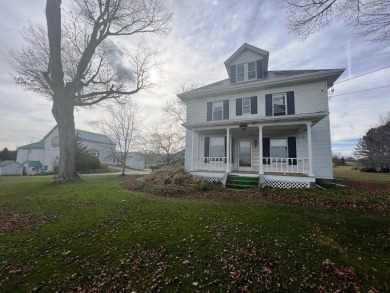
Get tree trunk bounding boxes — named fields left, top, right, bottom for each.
left=52, top=96, right=80, bottom=182
left=121, top=153, right=126, bottom=176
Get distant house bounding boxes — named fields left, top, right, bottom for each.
left=0, top=160, right=22, bottom=176
left=108, top=152, right=145, bottom=170
left=17, top=126, right=115, bottom=172
left=177, top=43, right=345, bottom=188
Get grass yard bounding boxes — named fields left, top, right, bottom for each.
left=334, top=165, right=390, bottom=183
left=0, top=175, right=389, bottom=292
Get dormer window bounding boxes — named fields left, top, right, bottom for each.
left=236, top=64, right=245, bottom=82
left=248, top=62, right=256, bottom=80
left=231, top=60, right=262, bottom=84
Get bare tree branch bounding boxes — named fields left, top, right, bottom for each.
left=284, top=0, right=390, bottom=42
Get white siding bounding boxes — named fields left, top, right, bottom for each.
left=186, top=81, right=329, bottom=124
left=0, top=163, right=22, bottom=176
left=231, top=50, right=262, bottom=65
left=311, top=116, right=333, bottom=179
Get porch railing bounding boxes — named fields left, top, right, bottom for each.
left=193, top=157, right=309, bottom=174
left=262, top=157, right=309, bottom=174
left=193, top=157, right=226, bottom=171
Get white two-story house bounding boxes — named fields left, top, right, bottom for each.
left=178, top=43, right=345, bottom=188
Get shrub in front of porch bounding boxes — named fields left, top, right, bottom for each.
left=125, top=166, right=220, bottom=196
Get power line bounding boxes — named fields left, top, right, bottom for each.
left=330, top=84, right=390, bottom=97
left=335, top=65, right=390, bottom=84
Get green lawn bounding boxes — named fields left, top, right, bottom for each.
left=334, top=165, right=390, bottom=183
left=0, top=175, right=389, bottom=292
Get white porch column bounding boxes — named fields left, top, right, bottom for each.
left=191, top=130, right=195, bottom=171
left=306, top=122, right=314, bottom=177
left=258, top=125, right=263, bottom=175
left=226, top=127, right=231, bottom=172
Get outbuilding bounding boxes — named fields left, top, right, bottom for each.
left=0, top=160, right=22, bottom=176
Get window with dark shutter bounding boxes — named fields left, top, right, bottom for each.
left=204, top=137, right=209, bottom=163
left=263, top=137, right=270, bottom=164
left=236, top=98, right=242, bottom=116
left=207, top=102, right=212, bottom=121
left=230, top=65, right=236, bottom=84
left=223, top=100, right=229, bottom=120
left=265, top=94, right=272, bottom=116
left=288, top=137, right=297, bottom=165
left=250, top=96, right=257, bottom=114
left=286, top=91, right=295, bottom=115
left=256, top=59, right=263, bottom=79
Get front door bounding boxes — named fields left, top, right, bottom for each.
left=238, top=139, right=252, bottom=171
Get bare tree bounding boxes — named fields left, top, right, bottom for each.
left=354, top=113, right=390, bottom=171
left=162, top=83, right=202, bottom=126
left=284, top=0, right=390, bottom=42
left=142, top=126, right=185, bottom=165
left=99, top=100, right=141, bottom=175
left=11, top=0, right=172, bottom=182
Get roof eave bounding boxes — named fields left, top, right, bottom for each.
left=178, top=68, right=345, bottom=101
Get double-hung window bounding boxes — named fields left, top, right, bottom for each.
left=212, top=101, right=223, bottom=121
left=209, top=136, right=225, bottom=161
left=270, top=138, right=288, bottom=162
left=242, top=97, right=251, bottom=114
left=273, top=93, right=287, bottom=116
left=236, top=64, right=245, bottom=82
left=248, top=62, right=256, bottom=80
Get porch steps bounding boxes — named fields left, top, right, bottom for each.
left=226, top=175, right=259, bottom=190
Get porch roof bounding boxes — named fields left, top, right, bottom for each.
left=183, top=111, right=328, bottom=130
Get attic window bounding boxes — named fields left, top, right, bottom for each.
left=236, top=64, right=244, bottom=82
left=248, top=62, right=256, bottom=80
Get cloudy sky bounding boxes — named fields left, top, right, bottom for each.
left=0, top=0, right=389, bottom=156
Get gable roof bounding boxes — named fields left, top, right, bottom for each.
left=18, top=126, right=115, bottom=150
left=76, top=129, right=114, bottom=145
left=0, top=160, right=22, bottom=167
left=18, top=140, right=45, bottom=150
left=24, top=160, right=43, bottom=168
left=224, top=43, right=269, bottom=75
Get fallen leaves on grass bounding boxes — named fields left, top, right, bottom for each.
left=122, top=175, right=390, bottom=211
left=0, top=205, right=47, bottom=235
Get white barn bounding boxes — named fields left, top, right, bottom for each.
left=17, top=126, right=115, bottom=172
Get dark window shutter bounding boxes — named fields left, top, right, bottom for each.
left=265, top=94, right=272, bottom=116
left=204, top=137, right=209, bottom=163
left=207, top=102, right=212, bottom=121
left=288, top=137, right=297, bottom=165
left=230, top=65, right=236, bottom=84
left=256, top=59, right=263, bottom=79
left=263, top=137, right=270, bottom=164
left=224, top=136, right=227, bottom=163
left=236, top=98, right=242, bottom=116
left=287, top=91, right=295, bottom=115
left=250, top=96, right=257, bottom=114
left=223, top=100, right=229, bottom=120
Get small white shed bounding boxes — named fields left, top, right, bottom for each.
left=0, top=160, right=22, bottom=176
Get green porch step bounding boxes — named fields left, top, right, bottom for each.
left=226, top=175, right=259, bottom=190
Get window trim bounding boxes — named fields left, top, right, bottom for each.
left=247, top=61, right=256, bottom=80
left=242, top=97, right=251, bottom=115
left=236, top=64, right=245, bottom=83
left=209, top=136, right=225, bottom=160
left=272, top=93, right=287, bottom=116
left=270, top=137, right=288, bottom=161
left=212, top=100, right=223, bottom=121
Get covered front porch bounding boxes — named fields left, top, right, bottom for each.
left=189, top=121, right=315, bottom=176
